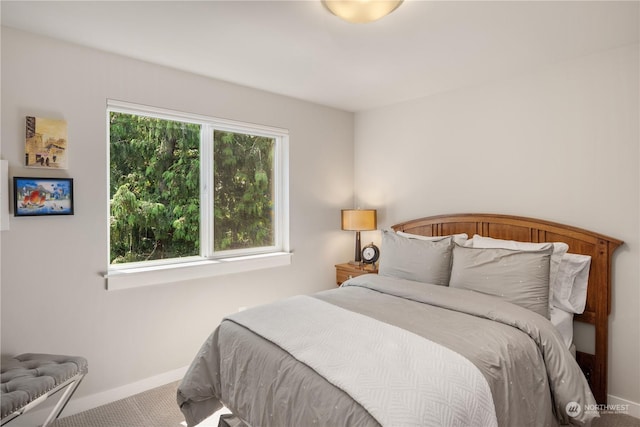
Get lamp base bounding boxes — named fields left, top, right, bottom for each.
left=354, top=230, right=362, bottom=263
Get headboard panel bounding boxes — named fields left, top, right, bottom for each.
left=391, top=213, right=622, bottom=404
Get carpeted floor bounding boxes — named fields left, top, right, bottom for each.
left=593, top=412, right=640, bottom=427
left=49, top=381, right=229, bottom=427
left=49, top=381, right=639, bottom=427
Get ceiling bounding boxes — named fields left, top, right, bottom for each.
left=2, top=1, right=638, bottom=112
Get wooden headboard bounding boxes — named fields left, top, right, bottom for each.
left=391, top=213, right=622, bottom=404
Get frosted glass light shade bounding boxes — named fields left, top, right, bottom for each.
left=322, top=0, right=403, bottom=23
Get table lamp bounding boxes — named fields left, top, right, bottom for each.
left=341, top=209, right=377, bottom=264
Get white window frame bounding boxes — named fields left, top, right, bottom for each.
left=105, top=100, right=290, bottom=290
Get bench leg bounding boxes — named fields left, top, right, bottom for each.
left=41, top=373, right=86, bottom=427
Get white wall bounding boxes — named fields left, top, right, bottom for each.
left=354, top=44, right=640, bottom=408
left=0, top=26, right=354, bottom=416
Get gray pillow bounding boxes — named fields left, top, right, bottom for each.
left=449, top=244, right=553, bottom=318
left=378, top=230, right=453, bottom=285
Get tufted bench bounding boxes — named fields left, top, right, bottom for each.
left=1, top=353, right=87, bottom=426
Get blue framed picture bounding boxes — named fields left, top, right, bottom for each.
left=13, top=177, right=74, bottom=216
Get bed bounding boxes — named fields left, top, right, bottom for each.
left=177, top=213, right=622, bottom=427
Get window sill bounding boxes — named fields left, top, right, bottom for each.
left=105, top=252, right=292, bottom=291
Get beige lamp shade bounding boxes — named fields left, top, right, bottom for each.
left=342, top=209, right=377, bottom=264
left=341, top=209, right=377, bottom=231
left=322, top=0, right=403, bottom=24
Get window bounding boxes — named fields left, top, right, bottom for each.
left=106, top=100, right=289, bottom=289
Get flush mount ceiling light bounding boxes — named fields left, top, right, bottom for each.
left=322, top=0, right=404, bottom=23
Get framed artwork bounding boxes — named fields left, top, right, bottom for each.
left=25, top=116, right=68, bottom=169
left=13, top=177, right=74, bottom=216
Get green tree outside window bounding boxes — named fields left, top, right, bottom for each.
left=109, top=112, right=275, bottom=264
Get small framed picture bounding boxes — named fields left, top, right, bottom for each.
left=13, top=177, right=74, bottom=216
left=25, top=116, right=68, bottom=169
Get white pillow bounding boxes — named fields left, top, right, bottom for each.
left=552, top=253, right=591, bottom=314
left=396, top=231, right=468, bottom=246
left=550, top=305, right=574, bottom=349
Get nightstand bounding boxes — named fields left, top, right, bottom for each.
left=335, top=263, right=378, bottom=286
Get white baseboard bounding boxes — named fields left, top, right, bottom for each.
left=63, top=365, right=189, bottom=416
left=16, top=365, right=188, bottom=426
left=608, top=394, right=640, bottom=419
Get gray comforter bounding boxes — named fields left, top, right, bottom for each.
left=177, top=275, right=597, bottom=427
